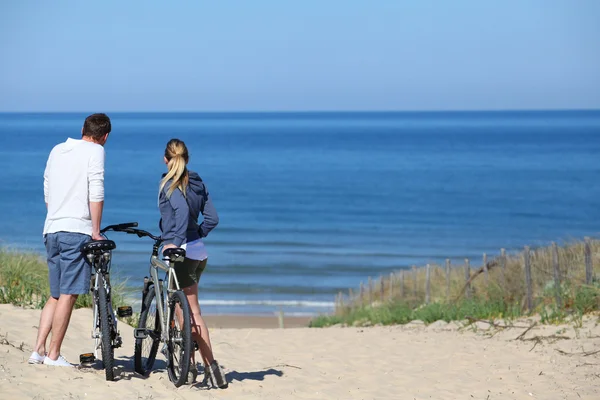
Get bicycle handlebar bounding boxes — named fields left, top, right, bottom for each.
left=120, top=227, right=162, bottom=242
left=100, top=222, right=162, bottom=249
left=101, top=222, right=138, bottom=234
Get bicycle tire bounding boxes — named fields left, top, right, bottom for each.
left=97, top=273, right=115, bottom=381
left=166, top=290, right=192, bottom=387
left=134, top=284, right=161, bottom=375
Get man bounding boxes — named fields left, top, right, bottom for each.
left=28, top=113, right=111, bottom=367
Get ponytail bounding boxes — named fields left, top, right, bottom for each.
left=159, top=139, right=190, bottom=198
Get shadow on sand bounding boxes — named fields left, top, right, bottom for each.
left=80, top=355, right=168, bottom=381
left=82, top=357, right=284, bottom=388
left=226, top=368, right=284, bottom=382
left=189, top=367, right=284, bottom=390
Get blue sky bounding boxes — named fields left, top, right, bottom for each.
left=1, top=1, right=599, bottom=112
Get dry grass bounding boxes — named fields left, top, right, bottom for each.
left=329, top=239, right=599, bottom=325
left=0, top=247, right=129, bottom=311
left=0, top=249, right=49, bottom=308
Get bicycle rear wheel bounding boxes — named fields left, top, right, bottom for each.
left=166, top=290, right=192, bottom=387
left=97, top=273, right=115, bottom=381
left=134, top=284, right=161, bottom=375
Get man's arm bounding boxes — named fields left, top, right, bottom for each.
left=44, top=152, right=51, bottom=207
left=90, top=201, right=104, bottom=240
left=89, top=148, right=105, bottom=240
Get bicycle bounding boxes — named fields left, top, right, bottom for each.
left=78, top=222, right=137, bottom=381
left=113, top=225, right=193, bottom=387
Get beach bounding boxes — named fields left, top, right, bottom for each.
left=2, top=2, right=599, bottom=398
left=0, top=304, right=598, bottom=400
left=2, top=112, right=600, bottom=317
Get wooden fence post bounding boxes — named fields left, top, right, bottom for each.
left=389, top=272, right=394, bottom=301
left=425, top=264, right=431, bottom=304
left=368, top=277, right=373, bottom=305
left=524, top=246, right=533, bottom=312
left=348, top=288, right=354, bottom=310
left=380, top=277, right=385, bottom=302
left=500, top=248, right=506, bottom=288
left=464, top=259, right=471, bottom=299
left=552, top=242, right=561, bottom=308
left=412, top=266, right=418, bottom=299
left=360, top=282, right=364, bottom=306
left=483, top=253, right=489, bottom=285
left=445, top=259, right=451, bottom=300
left=585, top=237, right=593, bottom=284
left=400, top=271, right=405, bottom=298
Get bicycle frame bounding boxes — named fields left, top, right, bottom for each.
left=113, top=225, right=186, bottom=347
left=89, top=253, right=118, bottom=358
left=148, top=254, right=183, bottom=344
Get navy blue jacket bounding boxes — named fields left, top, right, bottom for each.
left=159, top=171, right=219, bottom=247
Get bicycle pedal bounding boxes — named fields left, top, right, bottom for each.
left=79, top=353, right=95, bottom=365
left=117, top=306, right=133, bottom=317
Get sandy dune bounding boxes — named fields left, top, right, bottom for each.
left=0, top=304, right=598, bottom=400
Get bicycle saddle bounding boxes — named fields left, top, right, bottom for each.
left=162, top=247, right=186, bottom=259
left=81, top=240, right=116, bottom=254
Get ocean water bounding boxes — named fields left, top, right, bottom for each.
left=1, top=111, right=599, bottom=315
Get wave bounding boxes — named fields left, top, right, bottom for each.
left=198, top=299, right=334, bottom=308
left=125, top=296, right=334, bottom=308
left=209, top=240, right=333, bottom=248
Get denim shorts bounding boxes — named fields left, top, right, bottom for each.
left=44, top=232, right=92, bottom=298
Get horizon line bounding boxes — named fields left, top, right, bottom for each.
left=1, top=107, right=600, bottom=114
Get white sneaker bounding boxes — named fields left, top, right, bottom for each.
left=28, top=351, right=45, bottom=364
left=43, top=355, right=74, bottom=367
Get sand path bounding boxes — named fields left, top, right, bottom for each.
left=0, top=305, right=598, bottom=399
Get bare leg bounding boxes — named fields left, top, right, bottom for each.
left=183, top=285, right=215, bottom=366
left=34, top=296, right=58, bottom=355
left=47, top=294, right=78, bottom=360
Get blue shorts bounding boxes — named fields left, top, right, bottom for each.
left=44, top=232, right=92, bottom=298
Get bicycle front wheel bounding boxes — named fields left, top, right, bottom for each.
left=134, top=283, right=161, bottom=376
left=166, top=290, right=192, bottom=387
left=97, top=273, right=115, bottom=381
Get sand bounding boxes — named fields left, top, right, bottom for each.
left=203, top=314, right=311, bottom=329
left=0, top=304, right=598, bottom=400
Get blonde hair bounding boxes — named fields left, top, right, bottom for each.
left=159, top=138, right=190, bottom=198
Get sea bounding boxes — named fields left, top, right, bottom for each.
left=1, top=111, right=599, bottom=316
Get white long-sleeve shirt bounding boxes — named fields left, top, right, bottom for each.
left=43, top=138, right=105, bottom=235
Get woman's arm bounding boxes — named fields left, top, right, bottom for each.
left=199, top=191, right=219, bottom=238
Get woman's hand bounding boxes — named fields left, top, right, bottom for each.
left=162, top=243, right=178, bottom=250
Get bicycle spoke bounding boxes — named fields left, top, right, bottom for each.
left=165, top=291, right=192, bottom=386
left=135, top=284, right=161, bottom=376
left=141, top=304, right=158, bottom=360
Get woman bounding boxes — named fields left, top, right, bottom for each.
left=158, top=138, right=227, bottom=388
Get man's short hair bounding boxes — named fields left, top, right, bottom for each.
left=83, top=113, right=111, bottom=141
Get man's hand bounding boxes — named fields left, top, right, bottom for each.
left=162, top=243, right=177, bottom=251
left=92, top=232, right=104, bottom=241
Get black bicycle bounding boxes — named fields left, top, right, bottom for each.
left=108, top=225, right=193, bottom=387
left=79, top=222, right=136, bottom=381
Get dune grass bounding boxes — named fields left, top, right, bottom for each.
left=311, top=239, right=600, bottom=327
left=310, top=298, right=523, bottom=328
left=0, top=248, right=129, bottom=310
